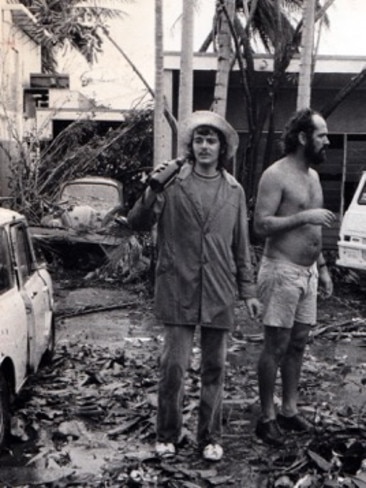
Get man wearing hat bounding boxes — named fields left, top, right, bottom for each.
left=128, top=110, right=261, bottom=461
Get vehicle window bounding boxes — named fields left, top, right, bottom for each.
left=61, top=183, right=120, bottom=212
left=11, top=225, right=35, bottom=284
left=357, top=182, right=366, bottom=205
left=0, top=227, right=13, bottom=293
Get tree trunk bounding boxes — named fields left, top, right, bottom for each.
left=154, top=0, right=165, bottom=167
left=321, top=68, right=366, bottom=119
left=177, top=0, right=194, bottom=153
left=296, top=0, right=316, bottom=109
left=103, top=29, right=177, bottom=141
left=199, top=30, right=213, bottom=52
left=212, top=0, right=236, bottom=117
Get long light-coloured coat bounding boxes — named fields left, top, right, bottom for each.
left=128, top=163, right=256, bottom=329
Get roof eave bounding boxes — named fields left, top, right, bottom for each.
left=4, top=4, right=40, bottom=44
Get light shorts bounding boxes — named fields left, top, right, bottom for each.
left=258, top=256, right=318, bottom=328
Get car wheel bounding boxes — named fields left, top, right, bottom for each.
left=0, top=371, right=10, bottom=448
left=41, top=315, right=55, bottom=366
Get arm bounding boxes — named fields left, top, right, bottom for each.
left=317, top=253, right=333, bottom=298
left=254, top=169, right=336, bottom=239
left=254, top=169, right=302, bottom=239
left=317, top=253, right=326, bottom=268
left=127, top=186, right=164, bottom=232
left=233, top=188, right=262, bottom=319
left=128, top=160, right=180, bottom=231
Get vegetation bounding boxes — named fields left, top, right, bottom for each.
left=203, top=0, right=333, bottom=201
left=18, top=0, right=130, bottom=73
left=8, top=108, right=153, bottom=223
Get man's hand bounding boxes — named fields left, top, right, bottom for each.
left=319, top=267, right=333, bottom=298
left=303, top=208, right=336, bottom=228
left=151, top=161, right=170, bottom=176
left=244, top=298, right=262, bottom=319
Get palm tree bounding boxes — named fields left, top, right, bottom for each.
left=297, top=0, right=336, bottom=110
left=177, top=0, right=195, bottom=152
left=18, top=0, right=178, bottom=141
left=18, top=0, right=129, bottom=73
left=202, top=0, right=334, bottom=199
left=154, top=0, right=165, bottom=167
left=296, top=0, right=315, bottom=109
left=212, top=0, right=236, bottom=117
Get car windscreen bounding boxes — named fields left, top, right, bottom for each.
left=61, top=183, right=120, bottom=212
left=357, top=181, right=366, bottom=205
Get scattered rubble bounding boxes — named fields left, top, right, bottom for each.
left=0, top=279, right=365, bottom=487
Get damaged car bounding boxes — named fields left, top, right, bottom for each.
left=0, top=207, right=54, bottom=446
left=30, top=176, right=131, bottom=267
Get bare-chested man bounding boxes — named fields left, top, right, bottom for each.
left=253, top=108, right=336, bottom=446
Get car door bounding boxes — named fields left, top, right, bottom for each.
left=0, top=226, right=28, bottom=391
left=10, top=222, right=50, bottom=372
left=337, top=172, right=366, bottom=271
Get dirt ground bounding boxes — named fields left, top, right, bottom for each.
left=0, top=272, right=365, bottom=487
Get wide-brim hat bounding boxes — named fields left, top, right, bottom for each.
left=180, top=110, right=239, bottom=160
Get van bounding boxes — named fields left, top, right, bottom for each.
left=0, top=208, right=54, bottom=446
left=337, top=171, right=366, bottom=272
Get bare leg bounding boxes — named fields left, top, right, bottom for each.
left=257, top=326, right=291, bottom=421
left=280, top=321, right=311, bottom=416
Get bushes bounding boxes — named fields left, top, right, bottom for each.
left=8, top=107, right=153, bottom=223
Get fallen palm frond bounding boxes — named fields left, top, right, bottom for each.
left=56, top=300, right=139, bottom=319
left=312, top=318, right=365, bottom=338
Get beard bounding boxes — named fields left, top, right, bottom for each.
left=304, top=139, right=327, bottom=166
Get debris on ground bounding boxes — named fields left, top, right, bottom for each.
left=0, top=278, right=365, bottom=487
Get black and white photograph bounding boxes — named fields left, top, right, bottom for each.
left=0, top=1, right=365, bottom=486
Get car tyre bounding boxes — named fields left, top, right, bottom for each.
left=0, top=371, right=11, bottom=448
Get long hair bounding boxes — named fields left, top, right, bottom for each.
left=281, top=108, right=320, bottom=155
left=184, top=126, right=228, bottom=170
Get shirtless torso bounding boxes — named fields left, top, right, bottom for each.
left=254, top=156, right=335, bottom=267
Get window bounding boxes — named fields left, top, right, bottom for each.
left=61, top=182, right=120, bottom=212
left=0, top=228, right=13, bottom=293
left=11, top=225, right=35, bottom=284
left=358, top=182, right=366, bottom=205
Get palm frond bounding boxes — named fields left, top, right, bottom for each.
left=241, top=0, right=329, bottom=55
left=17, top=0, right=131, bottom=72
left=247, top=0, right=298, bottom=53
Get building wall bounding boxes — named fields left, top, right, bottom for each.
left=202, top=84, right=366, bottom=134
left=0, top=6, right=41, bottom=196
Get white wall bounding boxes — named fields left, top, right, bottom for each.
left=0, top=7, right=41, bottom=139
left=0, top=5, right=41, bottom=195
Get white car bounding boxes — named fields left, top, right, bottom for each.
left=337, top=171, right=366, bottom=272
left=30, top=176, right=128, bottom=266
left=0, top=208, right=54, bottom=446
left=39, top=176, right=124, bottom=234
